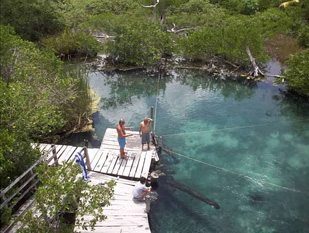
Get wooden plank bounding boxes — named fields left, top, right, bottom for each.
left=90, top=150, right=104, bottom=170
left=78, top=226, right=150, bottom=233
left=39, top=143, right=48, bottom=152
left=57, top=146, right=77, bottom=164
left=120, top=151, right=138, bottom=177
left=141, top=150, right=153, bottom=178
left=67, top=147, right=84, bottom=162
left=87, top=148, right=100, bottom=164
left=112, top=156, right=126, bottom=175
left=129, top=152, right=142, bottom=178
left=134, top=151, right=147, bottom=178
left=54, top=145, right=67, bottom=159
left=89, top=173, right=136, bottom=186
left=101, top=150, right=115, bottom=173
left=107, top=152, right=119, bottom=174
left=101, top=144, right=139, bottom=151
left=93, top=150, right=108, bottom=172
left=101, top=140, right=119, bottom=146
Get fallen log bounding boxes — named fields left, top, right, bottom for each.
left=246, top=46, right=265, bottom=77
left=166, top=179, right=220, bottom=209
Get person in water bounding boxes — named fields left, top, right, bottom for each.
left=139, top=117, right=153, bottom=150
left=116, top=119, right=132, bottom=159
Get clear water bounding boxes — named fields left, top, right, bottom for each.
left=88, top=70, right=309, bottom=233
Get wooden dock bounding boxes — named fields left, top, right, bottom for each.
left=37, top=128, right=157, bottom=179
left=9, top=173, right=151, bottom=233
left=75, top=172, right=151, bottom=233
left=3, top=128, right=157, bottom=233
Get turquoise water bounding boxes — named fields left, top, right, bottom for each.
left=88, top=70, right=309, bottom=233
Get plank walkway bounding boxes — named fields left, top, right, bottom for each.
left=9, top=172, right=151, bottom=233
left=6, top=128, right=157, bottom=232
left=75, top=172, right=151, bottom=233
left=36, top=128, right=158, bottom=179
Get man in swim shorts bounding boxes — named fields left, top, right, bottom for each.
left=139, top=117, right=153, bottom=150
left=116, top=119, right=132, bottom=159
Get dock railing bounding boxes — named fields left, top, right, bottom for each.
left=0, top=142, right=92, bottom=231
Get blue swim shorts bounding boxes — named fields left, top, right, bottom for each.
left=118, top=137, right=126, bottom=149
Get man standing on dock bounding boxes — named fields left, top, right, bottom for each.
left=139, top=117, right=153, bottom=150
left=116, top=119, right=132, bottom=159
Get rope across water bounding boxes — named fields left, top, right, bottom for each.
left=150, top=73, right=308, bottom=195
left=161, top=146, right=308, bottom=195
left=161, top=119, right=309, bottom=137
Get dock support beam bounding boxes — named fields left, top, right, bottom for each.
left=150, top=106, right=154, bottom=120
left=83, top=140, right=92, bottom=170
left=51, top=144, right=58, bottom=166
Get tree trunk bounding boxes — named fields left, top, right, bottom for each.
left=246, top=47, right=264, bottom=77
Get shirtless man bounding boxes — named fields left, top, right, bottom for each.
left=139, top=117, right=153, bottom=150
left=116, top=119, right=132, bottom=159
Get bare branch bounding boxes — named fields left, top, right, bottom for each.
left=167, top=23, right=196, bottom=33
left=142, top=0, right=159, bottom=8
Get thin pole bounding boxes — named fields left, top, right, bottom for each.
left=83, top=140, right=92, bottom=170
left=52, top=144, right=58, bottom=166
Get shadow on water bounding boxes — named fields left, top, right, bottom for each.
left=150, top=176, right=221, bottom=233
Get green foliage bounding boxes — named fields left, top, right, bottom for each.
left=0, top=0, right=63, bottom=41
left=42, top=30, right=101, bottom=58
left=254, top=8, right=292, bottom=37
left=17, top=163, right=115, bottom=232
left=0, top=206, right=12, bottom=226
left=85, top=0, right=141, bottom=15
left=0, top=128, right=40, bottom=189
left=210, top=0, right=281, bottom=14
left=0, top=25, right=93, bottom=189
left=282, top=49, right=309, bottom=96
left=107, top=20, right=173, bottom=65
left=179, top=16, right=265, bottom=63
left=297, top=25, right=309, bottom=48
left=257, top=0, right=282, bottom=10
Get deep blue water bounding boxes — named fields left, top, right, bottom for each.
left=88, top=70, right=309, bottom=233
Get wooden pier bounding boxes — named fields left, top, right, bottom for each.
left=2, top=128, right=157, bottom=233
left=75, top=172, right=151, bottom=233
left=38, top=128, right=158, bottom=179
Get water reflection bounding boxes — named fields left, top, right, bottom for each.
left=99, top=71, right=172, bottom=109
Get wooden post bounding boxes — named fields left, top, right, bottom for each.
left=83, top=140, right=92, bottom=170
left=52, top=144, right=58, bottom=166
left=150, top=106, right=154, bottom=120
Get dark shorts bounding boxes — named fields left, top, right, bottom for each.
left=141, top=133, right=150, bottom=144
left=118, top=137, right=126, bottom=149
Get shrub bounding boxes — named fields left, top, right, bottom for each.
left=282, top=49, right=309, bottom=96
left=107, top=21, right=173, bottom=65
left=42, top=30, right=101, bottom=58
left=298, top=25, right=309, bottom=48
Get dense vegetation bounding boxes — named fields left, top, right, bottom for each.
left=0, top=24, right=92, bottom=190
left=0, top=0, right=308, bottom=227
left=18, top=163, right=115, bottom=232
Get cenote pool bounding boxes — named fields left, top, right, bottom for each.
left=88, top=69, right=309, bottom=233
